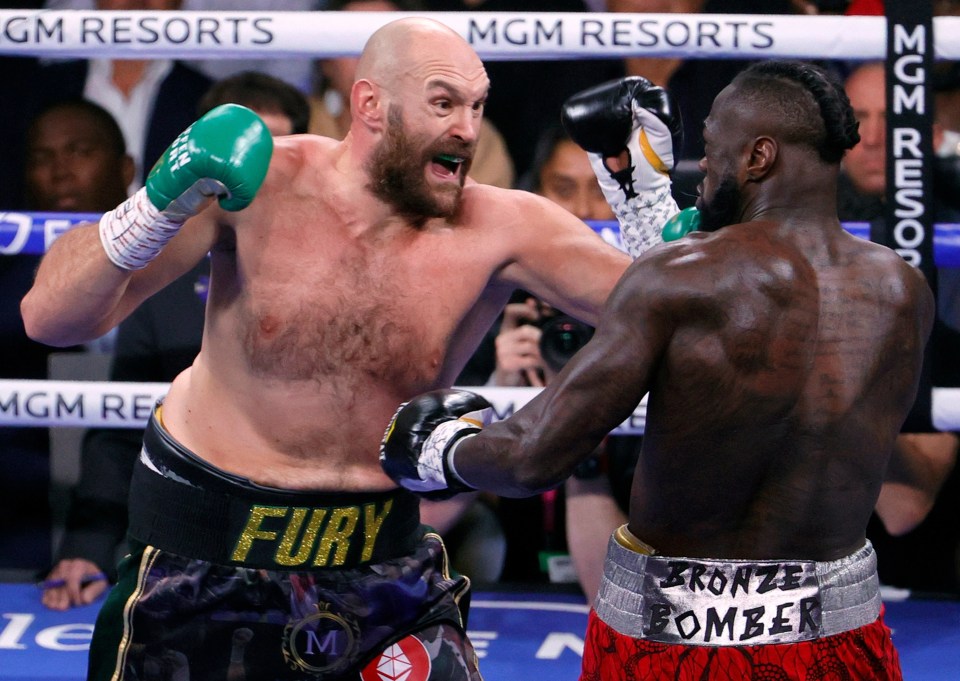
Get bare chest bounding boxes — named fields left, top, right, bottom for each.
left=224, top=222, right=491, bottom=393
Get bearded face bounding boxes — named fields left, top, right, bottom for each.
left=697, top=173, right=742, bottom=233
left=367, top=104, right=473, bottom=221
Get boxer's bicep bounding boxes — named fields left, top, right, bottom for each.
left=467, top=271, right=663, bottom=493
left=501, top=198, right=630, bottom=326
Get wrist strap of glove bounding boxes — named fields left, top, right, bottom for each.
left=612, top=185, right=680, bottom=259
left=98, top=187, right=186, bottom=271
left=416, top=420, right=479, bottom=494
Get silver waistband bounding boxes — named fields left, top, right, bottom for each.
left=593, top=532, right=881, bottom=647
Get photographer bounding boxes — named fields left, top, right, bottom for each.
left=487, top=125, right=641, bottom=600
left=490, top=298, right=593, bottom=388
left=489, top=294, right=639, bottom=601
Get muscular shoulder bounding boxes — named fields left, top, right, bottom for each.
left=859, top=238, right=936, bottom=330
left=628, top=230, right=764, bottom=297
left=261, top=134, right=339, bottom=189
left=458, top=184, right=583, bottom=237
left=460, top=183, right=548, bottom=218
left=616, top=227, right=805, bottom=325
left=858, top=237, right=932, bottom=295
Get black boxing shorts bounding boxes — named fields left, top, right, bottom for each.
left=581, top=525, right=901, bottom=680
left=87, top=406, right=481, bottom=681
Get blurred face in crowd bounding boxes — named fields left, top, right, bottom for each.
left=322, top=1, right=399, bottom=99
left=538, top=139, right=614, bottom=222
left=842, top=63, right=887, bottom=197
left=25, top=105, right=133, bottom=212
left=256, top=109, right=295, bottom=137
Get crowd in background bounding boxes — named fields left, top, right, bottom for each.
left=1, top=0, right=959, bottom=609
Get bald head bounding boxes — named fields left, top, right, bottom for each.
left=350, top=15, right=489, bottom=143
left=357, top=17, right=483, bottom=86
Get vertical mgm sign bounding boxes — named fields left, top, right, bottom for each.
left=884, top=0, right=936, bottom=430
left=884, top=1, right=934, bottom=278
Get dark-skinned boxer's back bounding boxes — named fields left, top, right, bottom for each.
left=376, top=60, right=935, bottom=681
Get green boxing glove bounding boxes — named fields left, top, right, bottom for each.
left=99, top=104, right=273, bottom=271
left=661, top=207, right=701, bottom=242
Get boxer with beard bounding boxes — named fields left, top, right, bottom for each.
left=368, top=105, right=472, bottom=219
left=697, top=175, right=741, bottom=233
left=381, top=60, right=934, bottom=681
left=21, top=17, right=683, bottom=681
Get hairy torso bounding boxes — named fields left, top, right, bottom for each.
left=162, top=137, right=516, bottom=490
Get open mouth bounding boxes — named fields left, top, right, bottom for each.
left=432, top=153, right=466, bottom=178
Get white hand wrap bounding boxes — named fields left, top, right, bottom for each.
left=590, top=101, right=680, bottom=259
left=410, top=408, right=489, bottom=493
left=595, top=181, right=680, bottom=258
left=98, top=187, right=186, bottom=271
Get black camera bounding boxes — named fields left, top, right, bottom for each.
left=537, top=314, right=595, bottom=373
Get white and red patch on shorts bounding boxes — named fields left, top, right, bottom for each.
left=361, top=634, right=432, bottom=681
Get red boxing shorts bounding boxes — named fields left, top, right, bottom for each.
left=581, top=526, right=902, bottom=680
left=581, top=607, right=901, bottom=680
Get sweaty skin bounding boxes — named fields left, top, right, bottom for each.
left=450, top=78, right=936, bottom=563
left=21, top=18, right=630, bottom=492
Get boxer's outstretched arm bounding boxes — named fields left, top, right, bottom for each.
left=22, top=104, right=272, bottom=347
left=382, top=252, right=674, bottom=498
left=21, top=217, right=208, bottom=347
left=497, top=193, right=631, bottom=328
left=454, top=267, right=662, bottom=496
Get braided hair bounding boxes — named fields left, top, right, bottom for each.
left=733, top=60, right=860, bottom=164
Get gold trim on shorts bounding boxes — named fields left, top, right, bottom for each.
left=614, top=524, right=657, bottom=555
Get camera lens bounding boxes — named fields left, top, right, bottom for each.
left=539, top=315, right=594, bottom=373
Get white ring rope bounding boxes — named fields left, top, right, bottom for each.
left=2, top=379, right=960, bottom=433
left=0, top=11, right=958, bottom=61
left=0, top=380, right=641, bottom=430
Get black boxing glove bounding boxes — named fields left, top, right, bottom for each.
left=562, top=76, right=684, bottom=257
left=380, top=389, right=492, bottom=500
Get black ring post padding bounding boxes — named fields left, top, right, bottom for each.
left=885, top=0, right=937, bottom=432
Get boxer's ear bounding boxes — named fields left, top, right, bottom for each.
left=352, top=79, right=384, bottom=132
left=746, top=136, right=777, bottom=182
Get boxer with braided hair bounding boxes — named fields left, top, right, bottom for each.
left=382, top=60, right=931, bottom=681
left=733, top=59, right=861, bottom=164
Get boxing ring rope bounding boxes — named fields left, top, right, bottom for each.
left=0, top=11, right=957, bottom=61
left=2, top=9, right=960, bottom=431
left=1, top=379, right=960, bottom=435
left=5, top=213, right=960, bottom=265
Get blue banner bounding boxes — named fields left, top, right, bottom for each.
left=3, top=211, right=960, bottom=266
left=0, top=583, right=956, bottom=680
left=0, top=212, right=100, bottom=257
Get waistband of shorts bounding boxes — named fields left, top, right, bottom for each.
left=128, top=408, right=422, bottom=569
left=593, top=525, right=882, bottom=646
